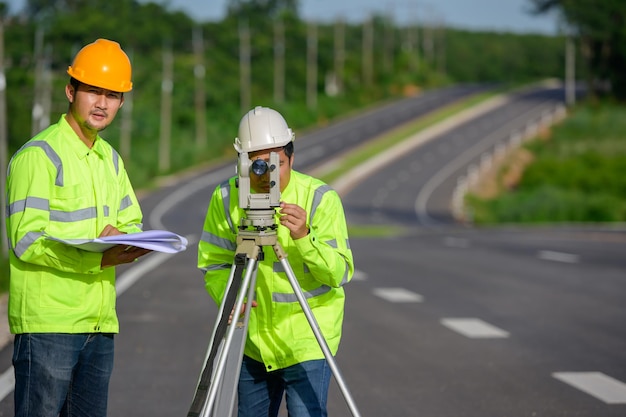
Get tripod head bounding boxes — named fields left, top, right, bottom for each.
left=236, top=151, right=280, bottom=232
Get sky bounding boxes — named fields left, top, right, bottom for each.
left=6, top=0, right=561, bottom=35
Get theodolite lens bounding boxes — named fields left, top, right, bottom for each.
left=251, top=159, right=269, bottom=176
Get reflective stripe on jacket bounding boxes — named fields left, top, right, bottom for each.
left=198, top=171, right=354, bottom=371
left=6, top=115, right=143, bottom=334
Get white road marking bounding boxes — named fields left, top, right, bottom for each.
left=0, top=367, right=14, bottom=404
left=332, top=95, right=512, bottom=196
left=351, top=270, right=368, bottom=281
left=0, top=168, right=224, bottom=403
left=116, top=234, right=198, bottom=296
left=441, top=318, right=510, bottom=338
left=553, top=372, right=626, bottom=404
left=372, top=288, right=423, bottom=303
left=538, top=250, right=579, bottom=264
left=443, top=236, right=469, bottom=248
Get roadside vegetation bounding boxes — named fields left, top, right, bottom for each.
left=465, top=101, right=626, bottom=224
left=2, top=0, right=626, bottom=283
left=2, top=0, right=569, bottom=190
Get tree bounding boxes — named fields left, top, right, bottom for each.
left=530, top=0, right=626, bottom=100
left=226, top=0, right=299, bottom=20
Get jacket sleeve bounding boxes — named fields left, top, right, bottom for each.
left=293, top=188, right=354, bottom=288
left=198, top=182, right=237, bottom=305
left=6, top=149, right=102, bottom=274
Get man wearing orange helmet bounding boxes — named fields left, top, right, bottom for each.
left=6, top=39, right=151, bottom=417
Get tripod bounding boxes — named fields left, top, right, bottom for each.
left=187, top=208, right=361, bottom=417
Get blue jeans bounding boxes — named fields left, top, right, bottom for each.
left=238, top=356, right=331, bottom=417
left=12, top=333, right=115, bottom=417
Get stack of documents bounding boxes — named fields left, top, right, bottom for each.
left=45, top=230, right=188, bottom=253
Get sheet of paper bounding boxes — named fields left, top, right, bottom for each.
left=45, top=230, right=188, bottom=253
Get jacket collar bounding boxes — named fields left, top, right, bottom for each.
left=58, top=115, right=107, bottom=160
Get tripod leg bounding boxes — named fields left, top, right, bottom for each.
left=188, top=262, right=241, bottom=417
left=212, top=261, right=258, bottom=417
left=202, top=256, right=258, bottom=416
left=277, top=255, right=362, bottom=417
left=188, top=254, right=256, bottom=417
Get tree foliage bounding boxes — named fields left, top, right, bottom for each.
left=226, top=0, right=299, bottom=19
left=529, top=0, right=626, bottom=100
left=2, top=0, right=567, bottom=189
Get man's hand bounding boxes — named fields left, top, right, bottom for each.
left=229, top=301, right=258, bottom=324
left=99, top=224, right=124, bottom=238
left=278, top=202, right=309, bottom=240
left=99, top=225, right=152, bottom=268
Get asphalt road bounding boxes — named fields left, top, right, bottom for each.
left=1, top=84, right=624, bottom=417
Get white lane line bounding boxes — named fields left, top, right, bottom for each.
left=443, top=236, right=469, bottom=248
left=441, top=318, right=510, bottom=338
left=0, top=238, right=200, bottom=403
left=553, top=372, right=626, bottom=404
left=414, top=99, right=558, bottom=226
left=332, top=95, right=512, bottom=196
left=0, top=367, right=14, bottom=403
left=351, top=269, right=368, bottom=281
left=0, top=169, right=226, bottom=402
left=115, top=234, right=198, bottom=295
left=148, top=166, right=232, bottom=230
left=538, top=250, right=579, bottom=264
left=372, top=288, right=423, bottom=303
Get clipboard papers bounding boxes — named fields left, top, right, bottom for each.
left=45, top=230, right=188, bottom=253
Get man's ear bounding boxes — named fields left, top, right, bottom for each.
left=65, top=84, right=74, bottom=103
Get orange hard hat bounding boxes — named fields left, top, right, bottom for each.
left=67, top=39, right=133, bottom=92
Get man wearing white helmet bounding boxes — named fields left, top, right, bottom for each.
left=198, top=106, right=354, bottom=416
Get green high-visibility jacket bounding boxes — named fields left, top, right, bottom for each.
left=198, top=171, right=354, bottom=371
left=6, top=115, right=143, bottom=334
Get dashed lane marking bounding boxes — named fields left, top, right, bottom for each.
left=372, top=288, right=423, bottom=303
left=538, top=250, right=579, bottom=264
left=441, top=318, right=510, bottom=338
left=0, top=368, right=14, bottom=403
left=553, top=372, right=626, bottom=404
left=443, top=236, right=469, bottom=248
left=351, top=269, right=368, bottom=281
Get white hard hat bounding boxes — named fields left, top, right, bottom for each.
left=234, top=106, right=295, bottom=153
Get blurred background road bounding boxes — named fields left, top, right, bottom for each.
left=2, top=83, right=624, bottom=416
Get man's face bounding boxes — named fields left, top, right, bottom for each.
left=249, top=146, right=292, bottom=193
left=66, top=82, right=124, bottom=133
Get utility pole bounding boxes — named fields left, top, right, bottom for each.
left=362, top=17, right=374, bottom=88
left=405, top=14, right=419, bottom=73
left=273, top=17, right=285, bottom=104
left=120, top=49, right=133, bottom=162
left=119, top=90, right=133, bottom=162
left=0, top=16, right=7, bottom=257
left=437, top=18, right=446, bottom=76
left=326, top=18, right=346, bottom=95
left=333, top=17, right=345, bottom=95
left=383, top=11, right=395, bottom=76
left=158, top=42, right=173, bottom=173
left=422, top=5, right=435, bottom=66
left=31, top=27, right=51, bottom=136
left=193, top=26, right=207, bottom=149
left=565, top=37, right=576, bottom=107
left=306, top=21, right=317, bottom=110
left=239, top=19, right=251, bottom=114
